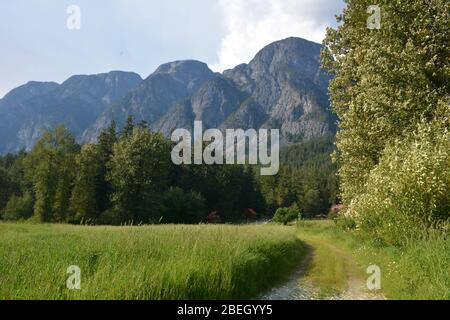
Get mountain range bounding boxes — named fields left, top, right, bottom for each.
left=0, top=37, right=336, bottom=154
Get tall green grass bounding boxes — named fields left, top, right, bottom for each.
left=0, top=223, right=304, bottom=300
left=356, top=230, right=450, bottom=299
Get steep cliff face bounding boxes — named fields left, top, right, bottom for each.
left=83, top=60, right=215, bottom=141
left=0, top=37, right=336, bottom=154
left=0, top=81, right=60, bottom=153
left=155, top=76, right=246, bottom=136
left=223, top=37, right=335, bottom=143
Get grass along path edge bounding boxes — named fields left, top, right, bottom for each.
left=297, top=230, right=385, bottom=300
left=296, top=220, right=450, bottom=300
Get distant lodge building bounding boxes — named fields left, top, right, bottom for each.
left=330, top=204, right=347, bottom=213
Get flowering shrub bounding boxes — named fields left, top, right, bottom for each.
left=348, top=121, right=450, bottom=246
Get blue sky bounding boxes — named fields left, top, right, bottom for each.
left=0, top=0, right=345, bottom=98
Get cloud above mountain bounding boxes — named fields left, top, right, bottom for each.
left=212, top=0, right=345, bottom=71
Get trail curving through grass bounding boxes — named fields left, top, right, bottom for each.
left=261, top=222, right=385, bottom=300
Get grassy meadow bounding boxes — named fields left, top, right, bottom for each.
left=0, top=223, right=304, bottom=300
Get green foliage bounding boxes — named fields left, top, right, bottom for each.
left=95, top=121, right=118, bottom=213
left=272, top=204, right=300, bottom=225
left=0, top=167, right=14, bottom=215
left=70, top=144, right=101, bottom=223
left=162, top=187, right=206, bottom=223
left=335, top=215, right=357, bottom=231
left=260, top=136, right=338, bottom=217
left=322, top=0, right=449, bottom=202
left=121, top=115, right=135, bottom=138
left=97, top=208, right=123, bottom=226
left=172, top=164, right=266, bottom=221
left=322, top=0, right=450, bottom=244
left=0, top=152, right=26, bottom=216
left=107, top=128, right=171, bottom=223
left=348, top=121, right=450, bottom=246
left=303, top=189, right=322, bottom=216
left=2, top=192, right=33, bottom=221
left=215, top=165, right=262, bottom=219
left=24, top=125, right=78, bottom=223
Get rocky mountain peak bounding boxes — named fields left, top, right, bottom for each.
left=154, top=60, right=215, bottom=91
left=251, top=37, right=322, bottom=70
left=57, top=71, right=142, bottom=104
left=224, top=37, right=329, bottom=90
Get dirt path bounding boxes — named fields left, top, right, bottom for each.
left=259, top=244, right=316, bottom=300
left=320, top=240, right=385, bottom=300
left=261, top=234, right=385, bottom=300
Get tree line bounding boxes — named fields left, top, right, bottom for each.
left=0, top=116, right=338, bottom=225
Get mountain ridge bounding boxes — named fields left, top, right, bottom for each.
left=0, top=37, right=335, bottom=154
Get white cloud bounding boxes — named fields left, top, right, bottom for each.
left=211, top=0, right=345, bottom=71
